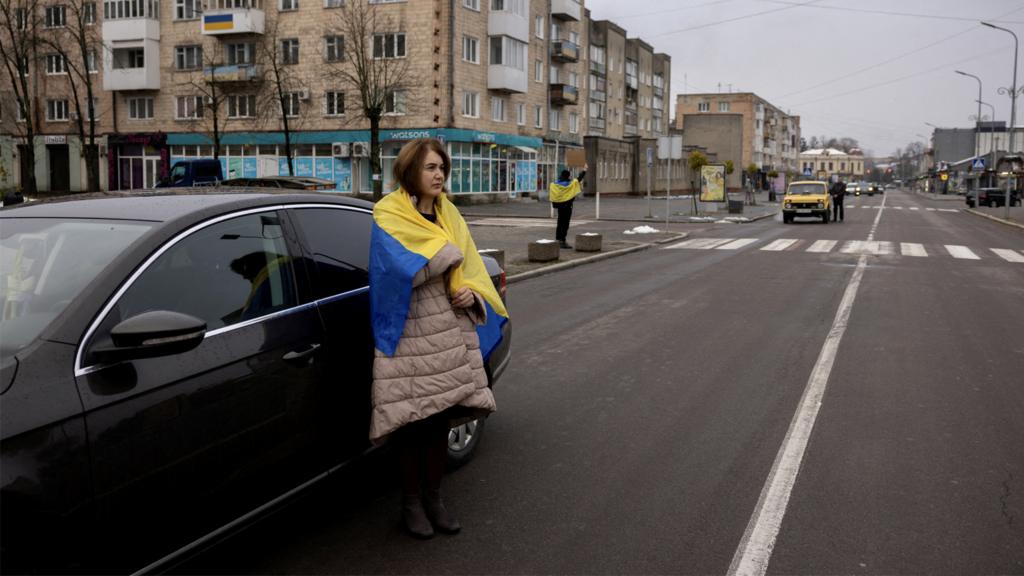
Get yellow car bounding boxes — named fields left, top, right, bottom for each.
left=783, top=180, right=832, bottom=224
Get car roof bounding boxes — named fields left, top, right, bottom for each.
left=0, top=188, right=373, bottom=221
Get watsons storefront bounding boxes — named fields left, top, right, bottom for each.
left=168, top=128, right=541, bottom=195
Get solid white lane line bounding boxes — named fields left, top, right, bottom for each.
left=727, top=254, right=869, bottom=576
left=946, top=245, right=980, bottom=260
left=666, top=237, right=735, bottom=249
left=806, top=239, right=837, bottom=253
left=901, top=242, right=928, bottom=257
left=761, top=239, right=800, bottom=251
left=926, top=207, right=937, bottom=211
left=991, top=248, right=1024, bottom=263
left=716, top=238, right=759, bottom=250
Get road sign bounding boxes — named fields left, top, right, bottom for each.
left=646, top=147, right=653, bottom=167
left=803, top=167, right=812, bottom=176
left=657, top=136, right=682, bottom=160
left=971, top=157, right=986, bottom=170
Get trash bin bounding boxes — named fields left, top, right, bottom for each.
left=728, top=200, right=744, bottom=214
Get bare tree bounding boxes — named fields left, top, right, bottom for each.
left=182, top=47, right=236, bottom=161
left=326, top=0, right=419, bottom=200
left=257, top=14, right=306, bottom=177
left=0, top=0, right=41, bottom=193
left=38, top=0, right=103, bottom=191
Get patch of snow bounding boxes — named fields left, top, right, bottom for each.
left=534, top=239, right=556, bottom=244
left=720, top=216, right=751, bottom=223
left=623, top=225, right=661, bottom=235
left=580, top=232, right=601, bottom=236
left=688, top=216, right=717, bottom=223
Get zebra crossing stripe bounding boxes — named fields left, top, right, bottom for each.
left=666, top=237, right=736, bottom=249
left=841, top=241, right=894, bottom=255
left=716, top=238, right=759, bottom=250
left=926, top=208, right=937, bottom=211
left=807, top=239, right=837, bottom=253
left=762, top=239, right=800, bottom=251
left=946, top=245, right=980, bottom=260
left=909, top=207, right=920, bottom=211
left=991, top=248, right=1024, bottom=263
left=893, top=206, right=904, bottom=210
left=901, top=242, right=928, bottom=257
left=938, top=208, right=958, bottom=213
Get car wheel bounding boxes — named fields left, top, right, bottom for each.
left=822, top=213, right=829, bottom=224
left=447, top=418, right=485, bottom=469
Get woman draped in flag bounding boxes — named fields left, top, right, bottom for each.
left=369, top=138, right=508, bottom=539
left=548, top=164, right=588, bottom=249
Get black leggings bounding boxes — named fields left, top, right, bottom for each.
left=554, top=200, right=574, bottom=242
left=395, top=413, right=449, bottom=496
left=832, top=197, right=844, bottom=221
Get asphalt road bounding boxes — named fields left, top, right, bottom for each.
left=175, top=189, right=1024, bottom=575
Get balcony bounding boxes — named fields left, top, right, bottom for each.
left=488, top=9, right=528, bottom=43
left=103, top=17, right=159, bottom=43
left=653, top=85, right=663, bottom=98
left=624, top=124, right=637, bottom=136
left=625, top=99, right=637, bottom=112
left=202, top=8, right=265, bottom=36
left=588, top=117, right=605, bottom=131
left=550, top=83, right=578, bottom=106
left=590, top=90, right=606, bottom=102
left=103, top=44, right=160, bottom=91
left=551, top=0, right=581, bottom=21
left=590, top=60, right=606, bottom=76
left=625, top=73, right=638, bottom=90
left=551, top=40, right=578, bottom=63
left=204, top=64, right=262, bottom=83
left=488, top=64, right=527, bottom=93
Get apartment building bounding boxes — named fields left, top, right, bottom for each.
left=675, top=92, right=801, bottom=175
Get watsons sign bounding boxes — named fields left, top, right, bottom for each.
left=386, top=130, right=434, bottom=141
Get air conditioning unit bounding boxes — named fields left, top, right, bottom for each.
left=351, top=142, right=369, bottom=157
left=296, top=89, right=310, bottom=101
left=332, top=142, right=349, bottom=157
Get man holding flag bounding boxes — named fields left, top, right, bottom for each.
left=549, top=164, right=587, bottom=249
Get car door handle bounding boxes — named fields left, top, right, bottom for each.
left=283, top=343, right=320, bottom=363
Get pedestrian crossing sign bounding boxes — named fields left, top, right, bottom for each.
left=971, top=157, right=985, bottom=170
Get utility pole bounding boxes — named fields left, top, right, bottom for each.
left=982, top=21, right=1019, bottom=219
left=956, top=70, right=982, bottom=204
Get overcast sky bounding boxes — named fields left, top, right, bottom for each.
left=581, top=0, right=1024, bottom=157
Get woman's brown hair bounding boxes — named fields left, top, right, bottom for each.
left=392, top=138, right=451, bottom=196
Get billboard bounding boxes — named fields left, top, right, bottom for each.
left=700, top=164, right=726, bottom=202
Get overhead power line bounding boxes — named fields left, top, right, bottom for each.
left=757, top=0, right=1024, bottom=24
left=604, top=0, right=744, bottom=22
left=650, top=0, right=827, bottom=38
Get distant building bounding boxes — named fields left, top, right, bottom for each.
left=798, top=148, right=865, bottom=180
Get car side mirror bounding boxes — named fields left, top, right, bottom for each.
left=91, top=310, right=206, bottom=363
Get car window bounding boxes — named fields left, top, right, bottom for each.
left=110, top=211, right=298, bottom=333
left=169, top=164, right=186, bottom=182
left=290, top=207, right=370, bottom=299
left=0, top=218, right=152, bottom=360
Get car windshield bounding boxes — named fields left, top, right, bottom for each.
left=1, top=218, right=152, bottom=360
left=788, top=183, right=825, bottom=195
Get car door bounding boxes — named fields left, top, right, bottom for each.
left=74, top=209, right=327, bottom=568
left=286, top=205, right=374, bottom=464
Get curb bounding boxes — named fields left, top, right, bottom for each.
left=506, top=232, right=689, bottom=284
left=464, top=212, right=778, bottom=224
left=964, top=208, right=1024, bottom=231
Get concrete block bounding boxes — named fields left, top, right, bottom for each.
left=478, top=248, right=505, bottom=269
left=575, top=233, right=602, bottom=252
left=528, top=240, right=559, bottom=262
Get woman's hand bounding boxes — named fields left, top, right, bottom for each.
left=450, top=287, right=475, bottom=309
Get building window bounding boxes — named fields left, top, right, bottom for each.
left=549, top=65, right=557, bottom=83
left=535, top=59, right=542, bottom=83
left=462, top=91, right=478, bottom=118
left=490, top=36, right=525, bottom=69
left=14, top=8, right=27, bottom=29
left=86, top=50, right=98, bottom=72
left=226, top=42, right=253, bottom=65
left=534, top=105, right=542, bottom=128
left=516, top=103, right=525, bottom=126
left=569, top=112, right=578, bottom=134
left=462, top=35, right=478, bottom=64
left=324, top=91, right=344, bottom=116
left=373, top=33, right=406, bottom=59
left=83, top=2, right=96, bottom=23
left=697, top=101, right=709, bottom=112
left=45, top=54, right=67, bottom=75
left=228, top=94, right=257, bottom=118
left=281, top=38, right=299, bottom=64
left=45, top=5, right=66, bottom=27
left=491, top=96, right=505, bottom=122
left=462, top=0, right=478, bottom=9
left=282, top=92, right=300, bottom=117
left=569, top=31, right=578, bottom=45
left=280, top=0, right=297, bottom=10
left=568, top=71, right=577, bottom=88
left=491, top=0, right=525, bottom=16
left=590, top=45, right=604, bottom=65
left=840, top=162, right=846, bottom=171
left=175, top=0, right=199, bottom=19
left=719, top=101, right=729, bottom=112
left=175, top=95, right=203, bottom=119
left=324, top=35, right=344, bottom=62
left=534, top=15, right=544, bottom=38
left=324, top=0, right=342, bottom=7
left=47, top=99, right=69, bottom=121
left=112, top=48, right=145, bottom=69
left=128, top=97, right=154, bottom=119
left=384, top=90, right=406, bottom=114
left=549, top=109, right=560, bottom=131
left=175, top=45, right=203, bottom=70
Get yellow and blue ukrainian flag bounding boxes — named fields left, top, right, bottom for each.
left=370, top=188, right=508, bottom=358
left=548, top=178, right=581, bottom=203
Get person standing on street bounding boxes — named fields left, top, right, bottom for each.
left=549, top=164, right=587, bottom=249
left=830, top=179, right=846, bottom=222
left=369, top=138, right=509, bottom=539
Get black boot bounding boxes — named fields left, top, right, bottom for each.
left=559, top=241, right=572, bottom=250
left=424, top=490, right=461, bottom=535
left=402, top=494, right=434, bottom=539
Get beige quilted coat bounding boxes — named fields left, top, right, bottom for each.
left=369, top=243, right=497, bottom=443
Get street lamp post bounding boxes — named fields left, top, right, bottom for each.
left=977, top=99, right=997, bottom=187
left=956, top=70, right=983, bottom=203
left=981, top=21, right=1018, bottom=219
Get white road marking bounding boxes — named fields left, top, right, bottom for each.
left=946, top=245, right=980, bottom=260
left=901, top=242, right=928, bottom=257
left=926, top=207, right=937, bottom=211
left=991, top=248, right=1024, bottom=263
left=665, top=237, right=736, bottom=249
left=841, top=241, right=894, bottom=255
left=937, top=208, right=959, bottom=213
left=893, top=206, right=904, bottom=210
left=716, top=238, right=759, bottom=250
left=761, top=239, right=800, bottom=251
left=806, top=239, right=837, bottom=253
left=727, top=188, right=885, bottom=576
left=909, top=207, right=920, bottom=211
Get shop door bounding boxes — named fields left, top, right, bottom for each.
left=18, top=145, right=32, bottom=186
left=48, top=144, right=70, bottom=192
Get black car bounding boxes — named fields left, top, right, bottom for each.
left=965, top=187, right=1023, bottom=208
left=0, top=190, right=511, bottom=573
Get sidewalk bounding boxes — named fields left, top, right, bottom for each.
left=914, top=188, right=1024, bottom=229
left=464, top=190, right=780, bottom=281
